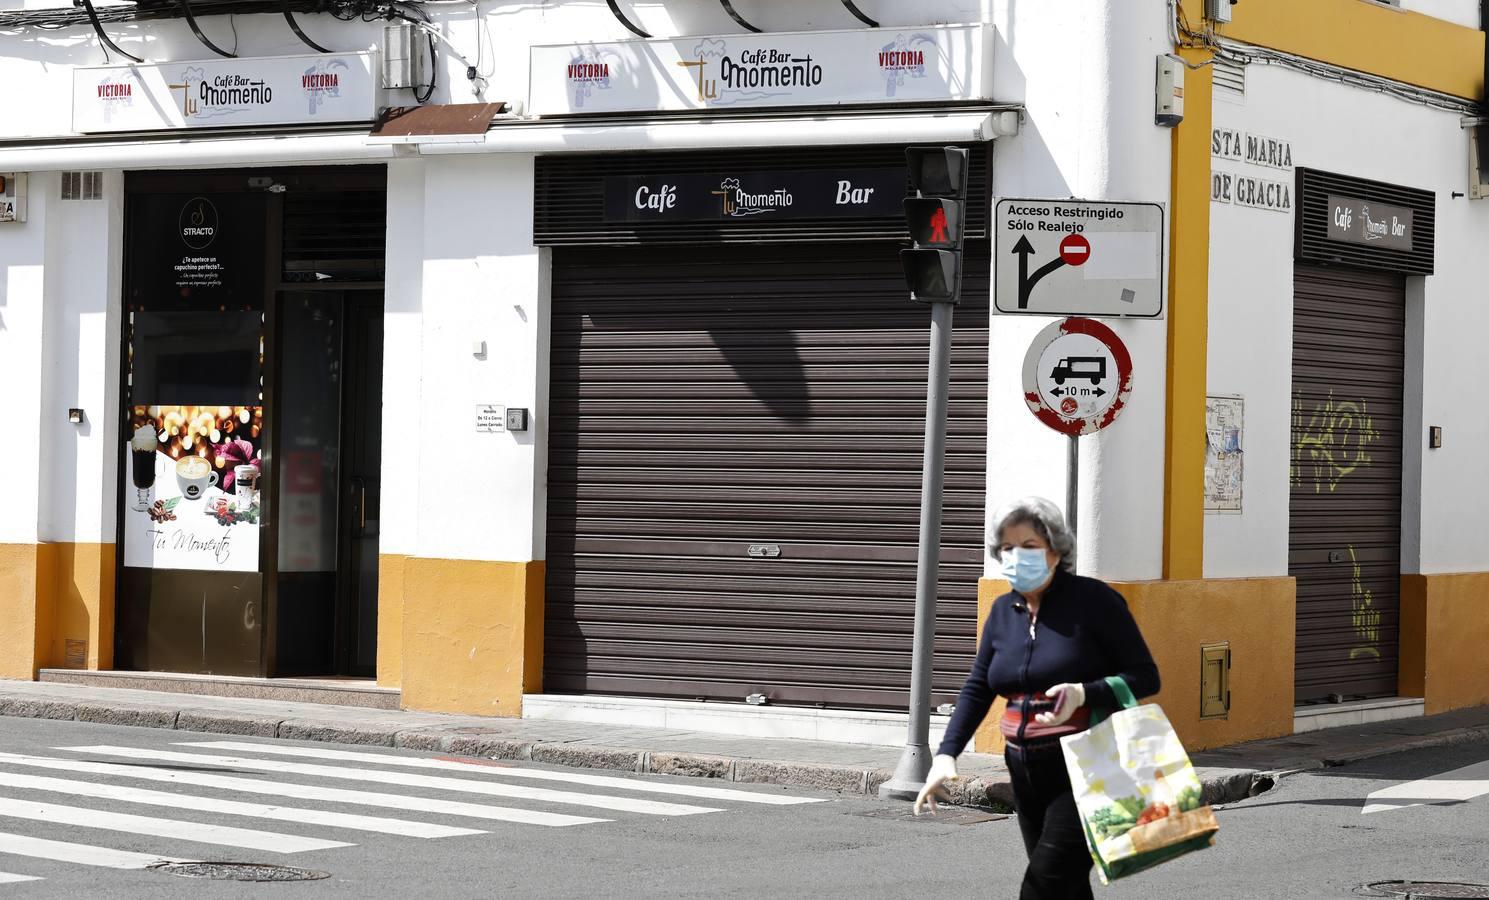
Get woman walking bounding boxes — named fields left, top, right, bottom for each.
left=915, top=497, right=1160, bottom=899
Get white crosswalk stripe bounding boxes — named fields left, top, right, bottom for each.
left=61, top=746, right=722, bottom=816
left=0, top=753, right=605, bottom=827
left=0, top=796, right=351, bottom=854
left=0, top=739, right=820, bottom=885
left=182, top=741, right=827, bottom=806
left=0, top=832, right=180, bottom=870
left=0, top=769, right=483, bottom=839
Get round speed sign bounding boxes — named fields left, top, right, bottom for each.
left=1021, top=317, right=1134, bottom=437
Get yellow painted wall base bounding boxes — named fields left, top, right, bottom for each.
left=51, top=543, right=114, bottom=672
left=971, top=575, right=1295, bottom=754
left=971, top=578, right=1009, bottom=755
left=1116, top=577, right=1295, bottom=751
left=0, top=543, right=53, bottom=680
left=398, top=557, right=544, bottom=717
left=376, top=554, right=407, bottom=689
left=0, top=542, right=116, bottom=680
left=1400, top=573, right=1489, bottom=715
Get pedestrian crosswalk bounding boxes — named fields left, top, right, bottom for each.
left=0, top=738, right=826, bottom=886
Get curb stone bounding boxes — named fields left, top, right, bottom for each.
left=176, top=710, right=280, bottom=738
left=0, top=698, right=80, bottom=721
left=529, top=743, right=645, bottom=773
left=75, top=703, right=178, bottom=729
left=276, top=721, right=399, bottom=747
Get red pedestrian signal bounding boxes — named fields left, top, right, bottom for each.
left=903, top=198, right=962, bottom=249
left=930, top=208, right=948, bottom=244
left=901, top=146, right=969, bottom=305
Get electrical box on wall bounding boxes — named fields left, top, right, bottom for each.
left=1205, top=0, right=1235, bottom=24
left=1469, top=123, right=1489, bottom=200
left=382, top=22, right=423, bottom=90
left=1156, top=56, right=1185, bottom=128
left=0, top=173, right=28, bottom=223
left=1200, top=642, right=1232, bottom=719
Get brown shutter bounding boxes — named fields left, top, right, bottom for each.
left=1290, top=264, right=1405, bottom=703
left=544, top=241, right=989, bottom=709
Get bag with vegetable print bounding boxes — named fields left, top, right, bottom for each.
left=1059, top=676, right=1219, bottom=884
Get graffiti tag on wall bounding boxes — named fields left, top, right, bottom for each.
left=1290, top=391, right=1382, bottom=494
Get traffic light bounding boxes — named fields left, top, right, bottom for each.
left=901, top=147, right=969, bottom=303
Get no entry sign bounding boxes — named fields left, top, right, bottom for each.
left=1022, top=317, right=1134, bottom=436
left=1059, top=233, right=1090, bottom=266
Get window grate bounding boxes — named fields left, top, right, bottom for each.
left=1213, top=58, right=1245, bottom=96
left=61, top=171, right=102, bottom=201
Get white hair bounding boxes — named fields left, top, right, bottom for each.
left=991, top=496, right=1076, bottom=572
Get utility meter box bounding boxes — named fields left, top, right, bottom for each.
left=1155, top=56, right=1185, bottom=128
left=382, top=22, right=423, bottom=90
left=1205, top=0, right=1234, bottom=23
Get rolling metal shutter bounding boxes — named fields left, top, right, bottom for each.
left=1290, top=264, right=1405, bottom=703
left=544, top=241, right=989, bottom=710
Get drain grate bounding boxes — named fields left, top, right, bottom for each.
left=1365, top=882, right=1489, bottom=899
left=150, top=862, right=330, bottom=882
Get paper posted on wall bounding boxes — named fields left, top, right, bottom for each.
left=1205, top=395, right=1243, bottom=513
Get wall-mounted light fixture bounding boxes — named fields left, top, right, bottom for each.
left=67, top=408, right=85, bottom=424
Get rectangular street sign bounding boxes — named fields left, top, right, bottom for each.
left=994, top=199, right=1166, bottom=318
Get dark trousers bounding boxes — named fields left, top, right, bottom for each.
left=1004, top=741, right=1094, bottom=900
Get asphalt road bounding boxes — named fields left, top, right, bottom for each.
left=0, top=716, right=1484, bottom=898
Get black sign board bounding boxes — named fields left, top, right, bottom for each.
left=126, top=191, right=267, bottom=312
left=604, top=168, right=906, bottom=223
left=1326, top=195, right=1414, bottom=252
left=1295, top=168, right=1434, bottom=275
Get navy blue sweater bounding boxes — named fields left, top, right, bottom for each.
left=937, top=568, right=1160, bottom=757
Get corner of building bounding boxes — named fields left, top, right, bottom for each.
left=1399, top=573, right=1489, bottom=716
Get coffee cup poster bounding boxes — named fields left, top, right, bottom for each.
left=122, top=405, right=262, bottom=572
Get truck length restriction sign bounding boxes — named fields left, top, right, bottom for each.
left=995, top=199, right=1165, bottom=318
left=1022, top=317, right=1134, bottom=436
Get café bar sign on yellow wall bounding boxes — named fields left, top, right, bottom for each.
left=529, top=24, right=993, bottom=116
left=72, top=52, right=376, bottom=134
left=0, top=173, right=26, bottom=223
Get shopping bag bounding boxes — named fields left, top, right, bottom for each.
left=1059, top=676, right=1218, bottom=884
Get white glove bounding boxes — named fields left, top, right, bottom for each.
left=913, top=754, right=959, bottom=816
left=1035, top=682, right=1086, bottom=727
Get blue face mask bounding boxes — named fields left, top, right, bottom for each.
left=1001, top=547, right=1052, bottom=594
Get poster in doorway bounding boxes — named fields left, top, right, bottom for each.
left=122, top=405, right=263, bottom=572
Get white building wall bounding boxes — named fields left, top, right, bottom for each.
left=379, top=160, right=426, bottom=558
left=413, top=153, right=543, bottom=562
left=985, top=0, right=1172, bottom=581
left=36, top=173, right=123, bottom=545
left=0, top=175, right=50, bottom=545
left=1399, top=0, right=1479, bottom=28
left=1205, top=62, right=1489, bottom=578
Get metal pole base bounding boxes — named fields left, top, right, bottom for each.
left=877, top=741, right=933, bottom=800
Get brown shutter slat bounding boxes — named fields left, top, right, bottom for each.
left=1290, top=264, right=1405, bottom=704
left=544, top=241, right=989, bottom=710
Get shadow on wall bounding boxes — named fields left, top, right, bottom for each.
left=712, top=327, right=813, bottom=425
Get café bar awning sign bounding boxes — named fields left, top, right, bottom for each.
left=529, top=23, right=993, bottom=116
left=72, top=52, right=376, bottom=134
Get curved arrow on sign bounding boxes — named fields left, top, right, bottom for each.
left=1012, top=235, right=1068, bottom=310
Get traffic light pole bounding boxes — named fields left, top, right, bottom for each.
left=882, top=146, right=967, bottom=801
left=878, top=297, right=955, bottom=800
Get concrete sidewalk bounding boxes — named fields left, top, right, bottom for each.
left=1, top=679, right=1486, bottom=809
